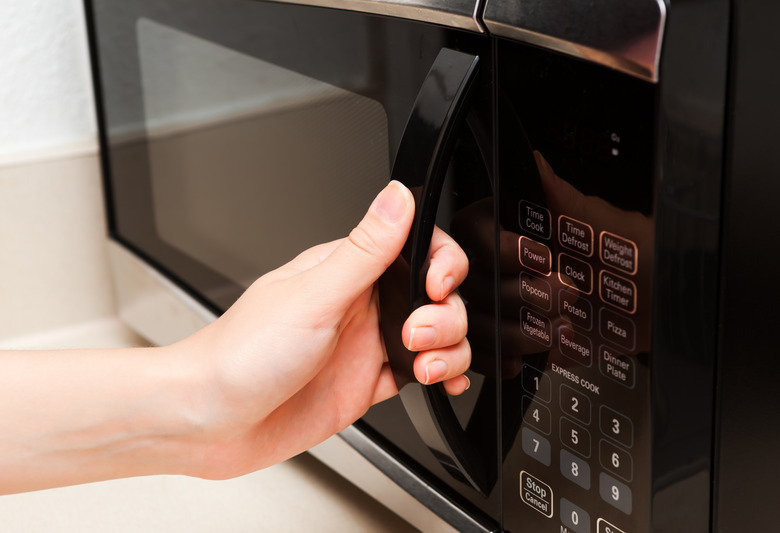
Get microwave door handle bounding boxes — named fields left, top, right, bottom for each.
left=379, top=48, right=489, bottom=495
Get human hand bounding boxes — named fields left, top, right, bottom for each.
left=176, top=181, right=470, bottom=479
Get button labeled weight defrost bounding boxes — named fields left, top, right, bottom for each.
left=600, top=231, right=638, bottom=275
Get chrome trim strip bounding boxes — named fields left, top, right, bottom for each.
left=337, top=426, right=494, bottom=532
left=483, top=0, right=667, bottom=82
left=260, top=0, right=485, bottom=33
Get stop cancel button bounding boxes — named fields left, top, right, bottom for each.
left=520, top=471, right=554, bottom=518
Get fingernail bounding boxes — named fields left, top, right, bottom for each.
left=372, top=181, right=409, bottom=223
left=440, top=276, right=455, bottom=301
left=533, top=150, right=555, bottom=181
left=409, top=326, right=437, bottom=351
left=462, top=375, right=471, bottom=391
left=425, top=360, right=448, bottom=384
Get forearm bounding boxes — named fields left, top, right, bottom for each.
left=0, top=346, right=201, bottom=494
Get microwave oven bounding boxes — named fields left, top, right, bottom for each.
left=84, top=0, right=780, bottom=531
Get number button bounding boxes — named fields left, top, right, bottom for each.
left=560, top=449, right=591, bottom=490
left=522, top=396, right=551, bottom=434
left=522, top=427, right=551, bottom=466
left=599, top=473, right=632, bottom=515
left=599, top=439, right=633, bottom=482
left=560, top=417, right=591, bottom=458
left=560, top=384, right=591, bottom=424
left=560, top=498, right=591, bottom=533
left=522, top=364, right=551, bottom=402
left=599, top=405, right=634, bottom=448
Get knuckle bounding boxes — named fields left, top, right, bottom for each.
left=347, top=225, right=384, bottom=261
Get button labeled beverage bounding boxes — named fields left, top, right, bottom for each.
left=559, top=325, right=593, bottom=367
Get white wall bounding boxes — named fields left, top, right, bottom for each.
left=0, top=1, right=116, bottom=341
left=0, top=1, right=97, bottom=165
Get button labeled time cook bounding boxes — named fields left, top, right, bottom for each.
left=519, top=200, right=552, bottom=239
left=519, top=237, right=552, bottom=276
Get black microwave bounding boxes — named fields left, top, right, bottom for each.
left=85, top=0, right=780, bottom=531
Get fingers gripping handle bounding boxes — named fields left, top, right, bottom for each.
left=378, top=48, right=489, bottom=495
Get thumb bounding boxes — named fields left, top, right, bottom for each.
left=309, top=180, right=414, bottom=303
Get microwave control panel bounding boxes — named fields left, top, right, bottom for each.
left=498, top=41, right=656, bottom=533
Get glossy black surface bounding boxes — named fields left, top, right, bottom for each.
left=715, top=0, right=780, bottom=530
left=496, top=41, right=657, bottom=533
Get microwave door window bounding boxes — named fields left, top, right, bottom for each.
left=136, top=19, right=390, bottom=294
